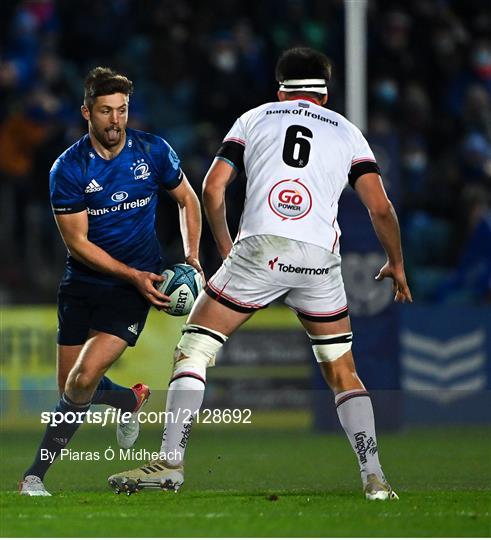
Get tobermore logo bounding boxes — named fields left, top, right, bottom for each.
left=85, top=179, right=103, bottom=193
left=268, top=178, right=312, bottom=221
left=267, top=259, right=329, bottom=275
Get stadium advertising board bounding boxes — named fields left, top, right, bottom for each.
left=401, top=304, right=491, bottom=424
left=1, top=305, right=314, bottom=428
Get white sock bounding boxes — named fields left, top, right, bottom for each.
left=335, top=389, right=384, bottom=483
left=159, top=375, right=205, bottom=466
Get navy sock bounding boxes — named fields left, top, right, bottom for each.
left=24, top=394, right=90, bottom=481
left=91, top=376, right=137, bottom=413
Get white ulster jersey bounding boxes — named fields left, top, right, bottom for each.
left=216, top=99, right=379, bottom=255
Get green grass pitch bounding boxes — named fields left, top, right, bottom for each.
left=1, top=425, right=490, bottom=537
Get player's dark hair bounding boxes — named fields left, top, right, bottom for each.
left=83, top=67, right=133, bottom=109
left=275, top=47, right=332, bottom=100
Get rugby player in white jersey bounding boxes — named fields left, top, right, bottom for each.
left=109, top=47, right=412, bottom=500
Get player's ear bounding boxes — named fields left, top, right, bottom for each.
left=321, top=93, right=328, bottom=105
left=277, top=90, right=287, bottom=102
left=81, top=104, right=90, bottom=121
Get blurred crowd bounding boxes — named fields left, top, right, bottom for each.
left=0, top=0, right=490, bottom=304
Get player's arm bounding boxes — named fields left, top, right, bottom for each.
left=202, top=158, right=238, bottom=260
left=54, top=211, right=170, bottom=308
left=167, top=174, right=203, bottom=276
left=354, top=173, right=413, bottom=303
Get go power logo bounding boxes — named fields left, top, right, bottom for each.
left=268, top=178, right=312, bottom=221
left=268, top=256, right=329, bottom=275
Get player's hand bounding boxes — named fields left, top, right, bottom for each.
left=185, top=256, right=205, bottom=286
left=131, top=270, right=172, bottom=308
left=375, top=261, right=413, bottom=304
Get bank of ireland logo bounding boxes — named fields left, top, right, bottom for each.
left=130, top=158, right=151, bottom=180
left=111, top=191, right=128, bottom=202
left=268, top=178, right=312, bottom=221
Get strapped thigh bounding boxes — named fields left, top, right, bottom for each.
left=171, top=324, right=228, bottom=384
left=308, top=332, right=353, bottom=363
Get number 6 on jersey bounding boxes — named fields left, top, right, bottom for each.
left=282, top=124, right=313, bottom=168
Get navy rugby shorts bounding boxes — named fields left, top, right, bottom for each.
left=57, top=281, right=150, bottom=347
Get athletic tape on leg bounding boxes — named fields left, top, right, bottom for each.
left=172, top=324, right=228, bottom=381
left=308, top=332, right=353, bottom=363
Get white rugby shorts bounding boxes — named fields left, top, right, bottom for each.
left=205, top=235, right=348, bottom=321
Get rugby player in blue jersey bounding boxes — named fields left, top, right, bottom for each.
left=19, top=67, right=202, bottom=496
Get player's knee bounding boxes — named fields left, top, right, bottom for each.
left=308, top=332, right=353, bottom=363
left=66, top=369, right=97, bottom=393
left=172, top=324, right=228, bottom=381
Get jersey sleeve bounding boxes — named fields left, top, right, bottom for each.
left=157, top=138, right=183, bottom=190
left=49, top=158, right=86, bottom=214
left=348, top=127, right=380, bottom=188
left=215, top=117, right=246, bottom=172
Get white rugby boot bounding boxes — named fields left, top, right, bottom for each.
left=108, top=460, right=184, bottom=495
left=363, top=473, right=399, bottom=500
left=116, top=383, right=150, bottom=449
left=19, top=475, right=51, bottom=496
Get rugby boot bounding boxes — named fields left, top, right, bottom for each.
left=19, top=475, right=51, bottom=496
left=116, top=383, right=151, bottom=449
left=363, top=473, right=399, bottom=500
left=108, top=460, right=184, bottom=495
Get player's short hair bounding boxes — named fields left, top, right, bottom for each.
left=83, top=67, right=133, bottom=109
left=275, top=47, right=332, bottom=100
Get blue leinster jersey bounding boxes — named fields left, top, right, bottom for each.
left=50, top=128, right=183, bottom=285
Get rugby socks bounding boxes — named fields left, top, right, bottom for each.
left=335, top=390, right=384, bottom=483
left=91, top=376, right=137, bottom=412
left=24, top=394, right=90, bottom=481
left=159, top=376, right=205, bottom=466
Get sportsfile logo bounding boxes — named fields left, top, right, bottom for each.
left=267, top=257, right=329, bottom=275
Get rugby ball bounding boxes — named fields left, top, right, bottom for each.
left=157, top=263, right=202, bottom=316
